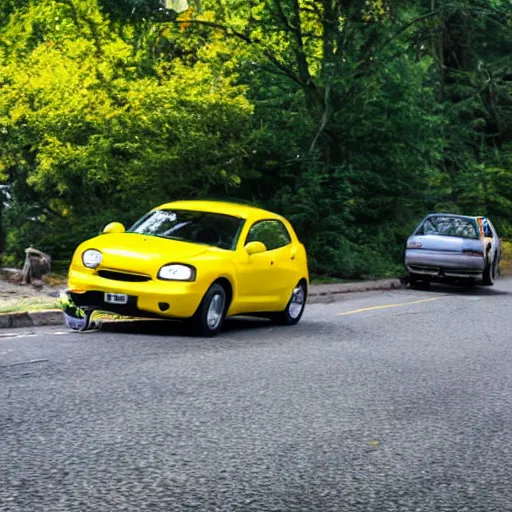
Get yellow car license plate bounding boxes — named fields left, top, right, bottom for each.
left=105, top=293, right=128, bottom=305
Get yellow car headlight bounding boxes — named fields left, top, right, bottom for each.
left=82, top=249, right=102, bottom=269
left=158, top=264, right=196, bottom=282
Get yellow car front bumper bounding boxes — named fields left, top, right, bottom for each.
left=67, top=268, right=205, bottom=319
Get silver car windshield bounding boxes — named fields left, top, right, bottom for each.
left=128, top=209, right=244, bottom=250
left=417, top=216, right=479, bottom=240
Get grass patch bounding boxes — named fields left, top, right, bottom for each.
left=502, top=240, right=512, bottom=258
left=501, top=239, right=512, bottom=276
left=0, top=298, right=58, bottom=314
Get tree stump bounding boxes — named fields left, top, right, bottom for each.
left=22, top=247, right=51, bottom=288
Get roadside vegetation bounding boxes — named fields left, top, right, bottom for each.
left=502, top=240, right=512, bottom=275
left=1, top=0, right=511, bottom=280
left=0, top=297, right=58, bottom=314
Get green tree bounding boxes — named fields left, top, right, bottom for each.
left=1, top=0, right=510, bottom=275
left=152, top=1, right=447, bottom=276
left=0, top=0, right=253, bottom=260
left=412, top=0, right=512, bottom=235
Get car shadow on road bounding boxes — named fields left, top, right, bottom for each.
left=411, top=282, right=511, bottom=297
left=96, top=315, right=316, bottom=338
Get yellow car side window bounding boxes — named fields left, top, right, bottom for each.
left=246, top=220, right=291, bottom=251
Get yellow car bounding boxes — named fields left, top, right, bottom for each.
left=62, top=200, right=309, bottom=336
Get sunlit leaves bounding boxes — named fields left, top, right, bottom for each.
left=0, top=0, right=253, bottom=257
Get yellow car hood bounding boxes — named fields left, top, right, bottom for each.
left=81, top=233, right=209, bottom=274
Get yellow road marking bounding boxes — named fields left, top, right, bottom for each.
left=339, top=296, right=445, bottom=316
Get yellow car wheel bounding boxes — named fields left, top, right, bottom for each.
left=271, top=282, right=307, bottom=326
left=191, top=283, right=227, bottom=337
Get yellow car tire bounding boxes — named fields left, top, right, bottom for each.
left=190, top=283, right=227, bottom=337
left=271, top=282, right=307, bottom=326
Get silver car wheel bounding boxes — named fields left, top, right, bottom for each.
left=206, top=293, right=225, bottom=330
left=288, top=286, right=305, bottom=320
left=489, top=262, right=496, bottom=284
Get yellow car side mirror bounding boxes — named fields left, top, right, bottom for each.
left=103, top=222, right=126, bottom=234
left=245, top=241, right=267, bottom=255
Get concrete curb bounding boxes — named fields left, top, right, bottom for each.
left=307, top=278, right=404, bottom=304
left=0, top=279, right=404, bottom=329
left=0, top=309, right=64, bottom=329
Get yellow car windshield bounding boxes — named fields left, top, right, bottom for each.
left=128, top=209, right=244, bottom=250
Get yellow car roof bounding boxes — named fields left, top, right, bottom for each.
left=155, top=200, right=282, bottom=220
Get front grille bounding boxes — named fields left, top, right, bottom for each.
left=97, top=270, right=151, bottom=282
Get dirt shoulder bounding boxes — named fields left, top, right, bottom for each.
left=0, top=269, right=63, bottom=312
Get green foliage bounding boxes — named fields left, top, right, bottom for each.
left=0, top=0, right=252, bottom=260
left=0, top=0, right=511, bottom=278
left=501, top=239, right=512, bottom=275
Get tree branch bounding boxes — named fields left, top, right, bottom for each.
left=263, top=50, right=303, bottom=86
left=274, top=0, right=295, bottom=32
left=309, top=84, right=332, bottom=154
left=173, top=14, right=306, bottom=88
left=379, top=9, right=443, bottom=55
left=173, top=19, right=253, bottom=44
left=287, top=0, right=320, bottom=104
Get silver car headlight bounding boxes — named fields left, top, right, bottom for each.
left=82, top=249, right=102, bottom=269
left=158, top=264, right=196, bottom=281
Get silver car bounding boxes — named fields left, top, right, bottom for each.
left=405, top=214, right=501, bottom=287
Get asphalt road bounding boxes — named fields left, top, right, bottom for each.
left=1, top=279, right=512, bottom=512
